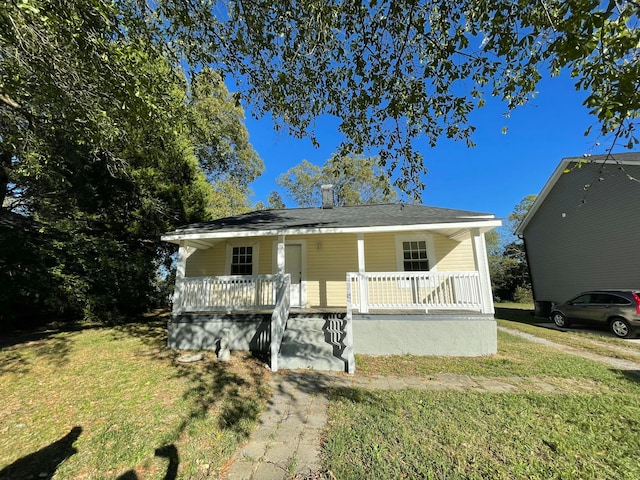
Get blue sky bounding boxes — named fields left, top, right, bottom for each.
left=241, top=72, right=618, bottom=221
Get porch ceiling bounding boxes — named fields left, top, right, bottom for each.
left=182, top=238, right=222, bottom=249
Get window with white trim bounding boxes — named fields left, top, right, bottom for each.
left=395, top=235, right=435, bottom=272
left=401, top=240, right=430, bottom=271
left=230, top=246, right=253, bottom=275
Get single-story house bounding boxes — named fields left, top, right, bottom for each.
left=516, top=153, right=640, bottom=317
left=162, top=189, right=501, bottom=373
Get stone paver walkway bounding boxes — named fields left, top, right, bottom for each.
left=225, top=327, right=640, bottom=479
left=226, top=371, right=331, bottom=480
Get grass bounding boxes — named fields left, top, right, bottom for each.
left=325, top=304, right=640, bottom=479
left=0, top=313, right=270, bottom=479
left=324, top=388, right=640, bottom=479
left=4, top=305, right=640, bottom=479
left=356, top=304, right=640, bottom=379
left=495, top=305, right=640, bottom=361
left=355, top=330, right=636, bottom=388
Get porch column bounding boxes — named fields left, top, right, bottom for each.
left=173, top=242, right=188, bottom=314
left=357, top=233, right=369, bottom=313
left=276, top=234, right=286, bottom=276
left=470, top=228, right=495, bottom=314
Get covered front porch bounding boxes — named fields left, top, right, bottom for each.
left=164, top=210, right=500, bottom=373
left=169, top=269, right=496, bottom=373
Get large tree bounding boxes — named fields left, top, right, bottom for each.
left=5, top=1, right=638, bottom=197
left=276, top=154, right=399, bottom=207
left=0, top=1, right=260, bottom=325
left=189, top=68, right=264, bottom=217
left=0, top=46, right=214, bottom=322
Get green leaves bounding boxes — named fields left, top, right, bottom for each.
left=7, top=0, right=639, bottom=199
left=276, top=154, right=400, bottom=207
left=0, top=1, right=260, bottom=323
left=188, top=67, right=263, bottom=187
left=138, top=0, right=639, bottom=195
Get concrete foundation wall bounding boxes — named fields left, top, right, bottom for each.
left=353, top=314, right=497, bottom=356
left=169, top=313, right=498, bottom=358
left=168, top=314, right=270, bottom=352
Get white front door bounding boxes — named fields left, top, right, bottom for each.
left=285, top=244, right=303, bottom=307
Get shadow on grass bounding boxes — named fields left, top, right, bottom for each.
left=113, top=311, right=271, bottom=440
left=0, top=309, right=170, bottom=375
left=170, top=353, right=270, bottom=441
left=494, top=306, right=543, bottom=324
left=116, top=444, right=179, bottom=480
left=2, top=311, right=271, bottom=477
left=111, top=309, right=171, bottom=349
left=0, top=426, right=82, bottom=480
left=616, top=369, right=640, bottom=384
left=0, top=328, right=77, bottom=375
left=116, top=310, right=273, bottom=442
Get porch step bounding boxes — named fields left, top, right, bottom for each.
left=278, top=316, right=346, bottom=372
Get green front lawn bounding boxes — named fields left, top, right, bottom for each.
left=0, top=315, right=270, bottom=479
left=325, top=305, right=640, bottom=479
left=355, top=329, right=635, bottom=389
left=3, top=306, right=639, bottom=479
left=324, top=388, right=639, bottom=479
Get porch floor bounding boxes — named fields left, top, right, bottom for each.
left=174, top=307, right=486, bottom=317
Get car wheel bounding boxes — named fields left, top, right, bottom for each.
left=610, top=317, right=632, bottom=338
left=551, top=312, right=569, bottom=328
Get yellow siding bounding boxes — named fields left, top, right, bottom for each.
left=184, top=238, right=274, bottom=277
left=256, top=238, right=273, bottom=274
left=184, top=244, right=226, bottom=277
left=363, top=231, right=475, bottom=272
left=434, top=236, right=476, bottom=271
left=362, top=233, right=397, bottom=271
left=288, top=234, right=359, bottom=307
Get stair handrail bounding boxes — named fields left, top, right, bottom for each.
left=344, top=273, right=356, bottom=374
left=270, top=273, right=291, bottom=372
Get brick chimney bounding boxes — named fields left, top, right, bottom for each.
left=321, top=184, right=335, bottom=209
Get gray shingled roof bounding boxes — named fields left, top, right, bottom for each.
left=166, top=204, right=495, bottom=235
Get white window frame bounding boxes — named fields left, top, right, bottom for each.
left=225, top=242, right=260, bottom=275
left=395, top=234, right=437, bottom=273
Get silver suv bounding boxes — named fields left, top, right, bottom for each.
left=550, top=290, right=640, bottom=338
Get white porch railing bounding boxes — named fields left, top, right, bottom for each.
left=174, top=274, right=280, bottom=313
left=348, top=271, right=483, bottom=313
left=270, top=274, right=291, bottom=372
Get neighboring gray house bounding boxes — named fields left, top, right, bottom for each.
left=162, top=198, right=501, bottom=373
left=516, top=153, right=640, bottom=317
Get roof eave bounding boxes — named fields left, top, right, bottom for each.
left=161, top=218, right=502, bottom=244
